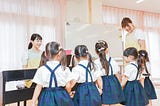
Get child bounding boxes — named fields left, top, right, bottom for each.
left=94, top=40, right=125, bottom=106
left=31, top=41, right=73, bottom=106
left=65, top=45, right=102, bottom=106
left=121, top=47, right=148, bottom=106
left=138, top=50, right=157, bottom=106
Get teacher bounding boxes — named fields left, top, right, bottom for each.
left=121, top=17, right=146, bottom=50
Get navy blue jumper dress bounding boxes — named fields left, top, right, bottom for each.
left=123, top=63, right=149, bottom=106
left=144, top=74, right=157, bottom=99
left=101, top=57, right=125, bottom=104
left=73, top=63, right=101, bottom=106
left=38, top=64, right=74, bottom=106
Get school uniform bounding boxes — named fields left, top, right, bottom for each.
left=94, top=55, right=125, bottom=104
left=142, top=62, right=157, bottom=100
left=123, top=62, right=148, bottom=106
left=71, top=60, right=101, bottom=106
left=32, top=61, right=73, bottom=106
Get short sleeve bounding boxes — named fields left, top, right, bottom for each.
left=21, top=51, right=28, bottom=66
left=32, top=67, right=43, bottom=85
left=135, top=29, right=145, bottom=40
left=65, top=67, right=73, bottom=82
left=111, top=58, right=120, bottom=74
left=70, top=67, right=80, bottom=82
left=91, top=68, right=102, bottom=81
left=124, top=65, right=133, bottom=78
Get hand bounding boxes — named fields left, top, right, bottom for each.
left=98, top=88, right=102, bottom=95
left=31, top=100, right=37, bottom=106
left=69, top=91, right=75, bottom=98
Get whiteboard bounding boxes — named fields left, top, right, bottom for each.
left=65, top=23, right=123, bottom=58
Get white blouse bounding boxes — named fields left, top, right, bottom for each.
left=94, top=55, right=120, bottom=76
left=71, top=60, right=100, bottom=83
left=32, top=61, right=72, bottom=87
left=124, top=61, right=140, bottom=81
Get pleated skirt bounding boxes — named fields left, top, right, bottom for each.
left=123, top=80, right=149, bottom=106
left=101, top=75, right=125, bottom=104
left=38, top=87, right=74, bottom=106
left=144, top=77, right=157, bottom=99
left=73, top=82, right=101, bottom=106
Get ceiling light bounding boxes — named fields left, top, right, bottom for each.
left=136, top=0, right=144, bottom=4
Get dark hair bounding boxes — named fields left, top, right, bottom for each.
left=121, top=17, right=132, bottom=28
left=39, top=51, right=48, bottom=67
left=123, top=47, right=144, bottom=73
left=138, top=50, right=150, bottom=74
left=28, top=33, right=42, bottom=49
left=138, top=50, right=149, bottom=61
left=95, top=40, right=109, bottom=75
left=72, top=45, right=95, bottom=71
left=45, top=41, right=67, bottom=69
left=123, top=47, right=138, bottom=59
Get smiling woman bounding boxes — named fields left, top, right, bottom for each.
left=22, top=33, right=43, bottom=69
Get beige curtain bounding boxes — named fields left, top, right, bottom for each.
left=102, top=5, right=160, bottom=78
left=0, top=0, right=66, bottom=70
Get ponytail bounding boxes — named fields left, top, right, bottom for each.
left=28, top=42, right=32, bottom=49
left=137, top=55, right=143, bottom=74
left=71, top=55, right=76, bottom=68
left=59, top=48, right=67, bottom=70
left=99, top=50, right=109, bottom=75
left=95, top=40, right=109, bottom=75
left=88, top=52, right=95, bottom=71
left=138, top=50, right=150, bottom=75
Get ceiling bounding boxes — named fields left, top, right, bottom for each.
left=103, top=0, right=160, bottom=13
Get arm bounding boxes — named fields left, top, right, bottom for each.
left=121, top=75, right=128, bottom=89
left=115, top=71, right=122, bottom=83
left=65, top=79, right=76, bottom=94
left=95, top=77, right=103, bottom=95
left=31, top=84, right=42, bottom=106
left=138, top=39, right=146, bottom=50
left=139, top=77, right=145, bottom=87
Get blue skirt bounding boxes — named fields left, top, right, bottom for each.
left=123, top=80, right=149, bottom=106
left=73, top=82, right=101, bottom=106
left=101, top=75, right=125, bottom=104
left=144, top=77, right=157, bottom=99
left=38, top=87, right=74, bottom=106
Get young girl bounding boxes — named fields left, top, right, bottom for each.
left=121, top=47, right=148, bottom=106
left=31, top=41, right=73, bottom=106
left=94, top=40, right=125, bottom=106
left=66, top=45, right=102, bottom=106
left=138, top=50, right=157, bottom=106
left=22, top=33, right=43, bottom=69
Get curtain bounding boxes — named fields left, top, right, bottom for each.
left=102, top=5, right=160, bottom=78
left=0, top=0, right=66, bottom=70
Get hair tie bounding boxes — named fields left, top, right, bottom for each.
left=58, top=46, right=62, bottom=50
left=98, top=47, right=105, bottom=52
